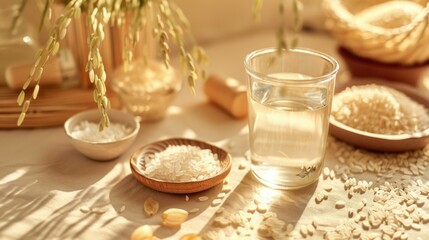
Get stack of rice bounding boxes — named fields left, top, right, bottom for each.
left=332, top=84, right=429, bottom=135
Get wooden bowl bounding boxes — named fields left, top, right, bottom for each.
left=339, top=47, right=429, bottom=86
left=329, top=79, right=429, bottom=152
left=130, top=138, right=232, bottom=194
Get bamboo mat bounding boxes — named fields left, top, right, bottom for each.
left=0, top=88, right=120, bottom=129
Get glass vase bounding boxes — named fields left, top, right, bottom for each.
left=109, top=3, right=182, bottom=122
left=111, top=59, right=182, bottom=122
left=0, top=1, right=38, bottom=87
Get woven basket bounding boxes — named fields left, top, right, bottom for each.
left=324, top=0, right=429, bottom=65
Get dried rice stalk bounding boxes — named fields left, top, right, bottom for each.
left=15, top=0, right=207, bottom=130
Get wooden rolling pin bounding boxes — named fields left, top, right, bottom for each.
left=204, top=75, right=247, bottom=119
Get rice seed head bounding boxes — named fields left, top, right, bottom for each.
left=32, top=85, right=40, bottom=99
left=23, top=100, right=30, bottom=113
left=17, top=112, right=26, bottom=126
left=51, top=42, right=60, bottom=55
left=34, top=67, right=44, bottom=82
left=17, top=91, right=25, bottom=106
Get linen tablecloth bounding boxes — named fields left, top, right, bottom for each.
left=1, top=30, right=428, bottom=239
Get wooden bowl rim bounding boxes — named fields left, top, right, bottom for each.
left=129, top=137, right=232, bottom=193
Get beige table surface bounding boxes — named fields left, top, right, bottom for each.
left=0, top=30, right=428, bottom=240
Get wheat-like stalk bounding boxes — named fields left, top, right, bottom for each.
left=253, top=0, right=303, bottom=52
left=17, top=0, right=80, bottom=127
left=16, top=0, right=206, bottom=130
left=17, top=0, right=296, bottom=129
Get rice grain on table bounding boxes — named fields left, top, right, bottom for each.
left=322, top=138, right=429, bottom=240
left=200, top=137, right=429, bottom=239
left=332, top=84, right=429, bottom=135
left=143, top=145, right=221, bottom=182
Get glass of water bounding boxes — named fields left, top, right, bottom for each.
left=244, top=48, right=339, bottom=189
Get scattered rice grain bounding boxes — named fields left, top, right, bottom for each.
left=238, top=162, right=247, bottom=170
left=189, top=208, right=199, bottom=214
left=312, top=217, right=319, bottom=228
left=307, top=224, right=315, bottom=235
left=257, top=203, right=268, bottom=213
left=348, top=208, right=354, bottom=218
left=216, top=207, right=224, bottom=214
left=247, top=204, right=257, bottom=214
left=300, top=225, right=308, bottom=237
left=211, top=199, right=222, bottom=206
left=362, top=220, right=370, bottom=230
left=335, top=200, right=346, bottom=209
left=80, top=206, right=90, bottom=213
left=323, top=167, right=330, bottom=179
left=92, top=207, right=106, bottom=214
left=217, top=192, right=226, bottom=199
left=329, top=169, right=336, bottom=179
left=221, top=186, right=232, bottom=193
left=198, top=196, right=209, bottom=202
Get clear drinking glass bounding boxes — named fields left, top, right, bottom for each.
left=244, top=48, right=339, bottom=189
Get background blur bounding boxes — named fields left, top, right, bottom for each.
left=22, top=0, right=326, bottom=46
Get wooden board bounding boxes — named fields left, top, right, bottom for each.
left=0, top=88, right=121, bottom=129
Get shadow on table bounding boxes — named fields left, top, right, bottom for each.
left=0, top=141, right=118, bottom=193
left=197, top=170, right=319, bottom=237
left=0, top=183, right=120, bottom=240
left=0, top=150, right=127, bottom=240
left=136, top=102, right=248, bottom=145
left=103, top=102, right=251, bottom=239
left=109, top=174, right=226, bottom=239
left=0, top=98, right=249, bottom=239
left=180, top=102, right=248, bottom=143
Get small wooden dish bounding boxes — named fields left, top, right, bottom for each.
left=329, top=79, right=429, bottom=152
left=130, top=138, right=232, bottom=194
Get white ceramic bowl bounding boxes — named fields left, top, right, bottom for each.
left=64, top=109, right=140, bottom=161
